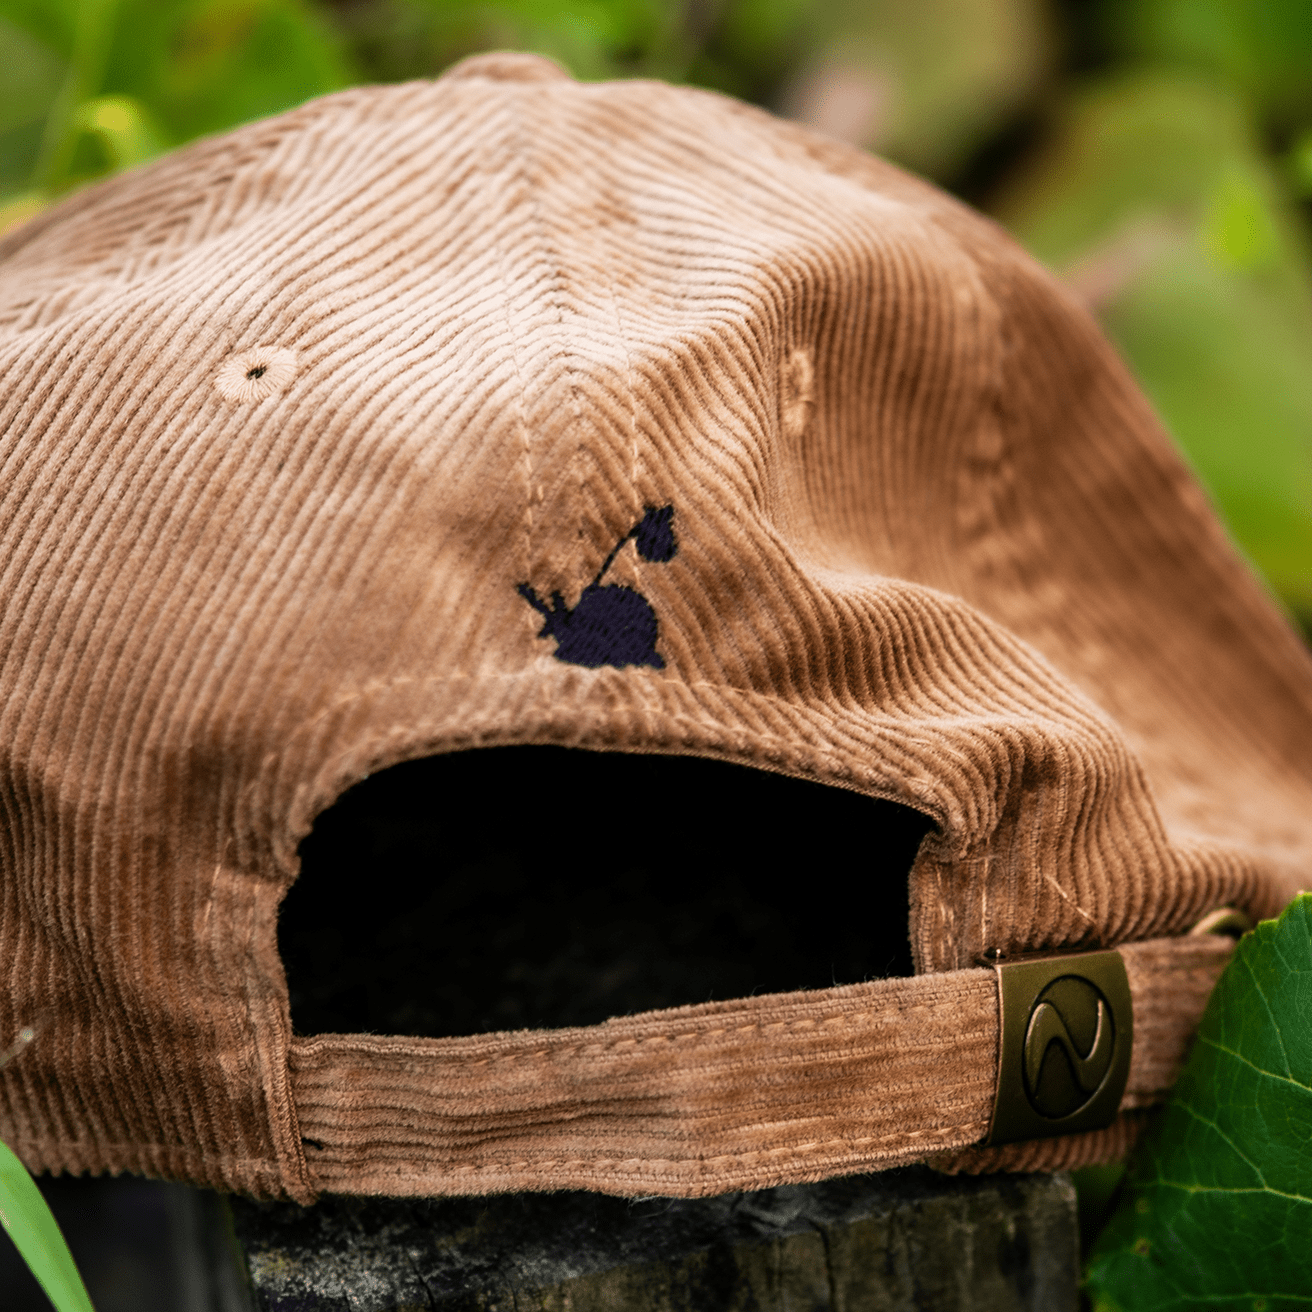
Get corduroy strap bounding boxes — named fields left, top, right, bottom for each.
left=289, top=934, right=1233, bottom=1198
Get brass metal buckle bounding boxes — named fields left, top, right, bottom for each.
left=983, top=948, right=1133, bottom=1147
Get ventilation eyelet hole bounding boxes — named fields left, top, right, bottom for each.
left=215, top=347, right=298, bottom=402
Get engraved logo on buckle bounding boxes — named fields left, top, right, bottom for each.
left=985, top=950, right=1132, bottom=1146
left=1024, top=976, right=1115, bottom=1118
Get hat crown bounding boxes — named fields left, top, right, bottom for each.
left=0, top=70, right=1309, bottom=1199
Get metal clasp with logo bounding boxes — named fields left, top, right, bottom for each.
left=984, top=949, right=1133, bottom=1146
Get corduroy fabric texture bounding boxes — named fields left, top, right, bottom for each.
left=0, top=53, right=1309, bottom=1200
left=289, top=934, right=1231, bottom=1198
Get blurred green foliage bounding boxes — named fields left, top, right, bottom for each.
left=0, top=0, right=1308, bottom=626
left=995, top=70, right=1312, bottom=618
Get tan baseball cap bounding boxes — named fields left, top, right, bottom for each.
left=1, top=52, right=1309, bottom=1203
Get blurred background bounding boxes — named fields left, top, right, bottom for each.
left=1, top=0, right=1309, bottom=633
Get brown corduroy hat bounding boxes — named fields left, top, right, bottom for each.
left=2, top=52, right=1311, bottom=1204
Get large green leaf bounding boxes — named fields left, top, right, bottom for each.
left=1085, top=894, right=1312, bottom=1310
left=0, top=1138, right=95, bottom=1312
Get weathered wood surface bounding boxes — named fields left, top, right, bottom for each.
left=231, top=1167, right=1077, bottom=1312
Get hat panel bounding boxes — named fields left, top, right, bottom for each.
left=520, top=109, right=1216, bottom=967
left=975, top=264, right=1312, bottom=887
left=198, top=73, right=1285, bottom=970
left=0, top=713, right=305, bottom=1196
left=0, top=89, right=528, bottom=1198
left=0, top=113, right=299, bottom=337
left=786, top=211, right=1003, bottom=590
left=916, top=241, right=1312, bottom=903
left=2, top=69, right=1309, bottom=1198
left=746, top=123, right=1312, bottom=904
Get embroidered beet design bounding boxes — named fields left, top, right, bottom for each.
left=518, top=505, right=678, bottom=669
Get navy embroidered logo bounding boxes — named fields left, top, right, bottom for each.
left=518, top=505, right=678, bottom=669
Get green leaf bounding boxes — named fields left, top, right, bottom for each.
left=0, top=1139, right=95, bottom=1312
left=0, top=0, right=352, bottom=195
left=1085, top=894, right=1312, bottom=1310
left=0, top=13, right=64, bottom=196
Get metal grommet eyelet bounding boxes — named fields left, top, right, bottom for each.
left=1188, top=906, right=1253, bottom=938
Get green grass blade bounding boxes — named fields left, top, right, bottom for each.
left=0, top=1139, right=95, bottom=1312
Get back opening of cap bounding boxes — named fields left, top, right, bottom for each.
left=279, top=746, right=934, bottom=1039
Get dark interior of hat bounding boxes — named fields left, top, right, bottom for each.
left=279, top=746, right=935, bottom=1038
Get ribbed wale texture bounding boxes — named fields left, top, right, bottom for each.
left=0, top=56, right=1308, bottom=1197
left=289, top=935, right=1231, bottom=1197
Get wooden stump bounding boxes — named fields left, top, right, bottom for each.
left=231, top=1167, right=1077, bottom=1312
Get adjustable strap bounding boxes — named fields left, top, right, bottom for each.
left=290, top=933, right=1233, bottom=1198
